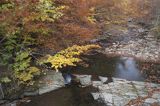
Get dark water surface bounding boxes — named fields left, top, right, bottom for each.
left=71, top=54, right=144, bottom=81
left=21, top=86, right=105, bottom=106
left=21, top=53, right=157, bottom=106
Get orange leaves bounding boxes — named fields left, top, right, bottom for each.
left=59, top=23, right=97, bottom=38
left=54, top=0, right=100, bottom=44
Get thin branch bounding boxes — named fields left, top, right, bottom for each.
left=0, top=37, right=6, bottom=44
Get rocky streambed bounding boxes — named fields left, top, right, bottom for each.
left=95, top=21, right=160, bottom=63
left=18, top=75, right=160, bottom=106
left=11, top=54, right=159, bottom=106
left=91, top=77, right=160, bottom=106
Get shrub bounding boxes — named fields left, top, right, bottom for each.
left=42, top=44, right=101, bottom=72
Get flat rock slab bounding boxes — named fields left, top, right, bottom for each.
left=91, top=78, right=160, bottom=106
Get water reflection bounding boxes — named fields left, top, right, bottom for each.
left=115, top=57, right=144, bottom=81
left=62, top=73, right=72, bottom=85
left=71, top=54, right=145, bottom=81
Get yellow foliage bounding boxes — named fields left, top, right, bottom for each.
left=87, top=7, right=97, bottom=24
left=15, top=67, right=40, bottom=85
left=44, top=44, right=101, bottom=72
left=87, top=16, right=97, bottom=24
left=23, top=0, right=65, bottom=23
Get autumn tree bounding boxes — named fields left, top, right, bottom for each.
left=0, top=0, right=102, bottom=85
left=0, top=0, right=64, bottom=85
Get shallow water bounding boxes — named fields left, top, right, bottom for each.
left=71, top=53, right=144, bottom=81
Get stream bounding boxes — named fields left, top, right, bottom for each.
left=20, top=53, right=160, bottom=106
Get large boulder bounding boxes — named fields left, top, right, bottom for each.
left=38, top=71, right=65, bottom=95
left=23, top=71, right=65, bottom=96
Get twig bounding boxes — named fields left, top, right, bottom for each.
left=0, top=37, right=6, bottom=44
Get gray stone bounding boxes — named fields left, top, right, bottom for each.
left=39, top=84, right=63, bottom=95
left=38, top=71, right=65, bottom=95
left=112, top=78, right=129, bottom=83
left=75, top=75, right=92, bottom=87
left=91, top=78, right=160, bottom=106
left=92, top=81, right=103, bottom=87
left=98, top=76, right=108, bottom=83
left=92, top=93, right=113, bottom=104
left=152, top=92, right=160, bottom=99
left=98, top=85, right=111, bottom=93
left=137, top=91, right=148, bottom=97
left=92, top=92, right=131, bottom=106
left=144, top=98, right=158, bottom=104
left=23, top=90, right=39, bottom=96
left=91, top=93, right=100, bottom=100
left=112, top=95, right=129, bottom=106
left=125, top=92, right=138, bottom=99
left=102, top=93, right=113, bottom=104
left=138, top=28, right=145, bottom=33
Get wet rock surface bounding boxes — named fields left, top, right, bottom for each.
left=91, top=77, right=160, bottom=106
